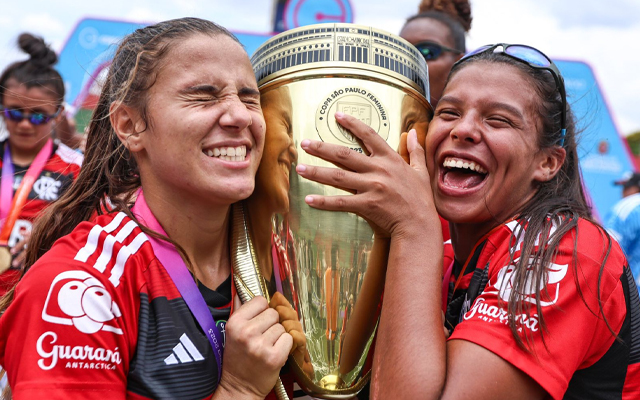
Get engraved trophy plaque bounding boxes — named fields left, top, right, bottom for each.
left=231, top=23, right=432, bottom=399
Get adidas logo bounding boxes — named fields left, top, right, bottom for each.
left=164, top=333, right=205, bottom=365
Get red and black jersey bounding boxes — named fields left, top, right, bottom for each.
left=0, top=212, right=294, bottom=399
left=445, top=218, right=640, bottom=399
left=0, top=141, right=82, bottom=294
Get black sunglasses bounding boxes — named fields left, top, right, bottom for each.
left=0, top=107, right=61, bottom=126
left=455, top=43, right=567, bottom=146
left=414, top=41, right=463, bottom=61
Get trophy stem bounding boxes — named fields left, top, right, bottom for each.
left=230, top=202, right=290, bottom=400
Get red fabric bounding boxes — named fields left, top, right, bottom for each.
left=0, top=142, right=82, bottom=295
left=439, top=215, right=450, bottom=242
left=449, top=219, right=638, bottom=399
left=0, top=212, right=294, bottom=399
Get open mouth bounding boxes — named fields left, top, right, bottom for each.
left=442, top=156, right=488, bottom=189
left=203, top=145, right=247, bottom=162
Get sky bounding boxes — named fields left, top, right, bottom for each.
left=0, top=0, right=639, bottom=135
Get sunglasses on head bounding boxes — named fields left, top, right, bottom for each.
left=455, top=43, right=567, bottom=146
left=0, top=107, right=61, bottom=126
left=414, top=41, right=463, bottom=61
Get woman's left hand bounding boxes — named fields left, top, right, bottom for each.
left=295, top=112, right=437, bottom=238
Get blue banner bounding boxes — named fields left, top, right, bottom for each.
left=556, top=60, right=635, bottom=220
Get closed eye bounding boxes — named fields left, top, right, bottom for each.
left=435, top=109, right=460, bottom=120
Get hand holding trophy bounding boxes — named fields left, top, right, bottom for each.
left=231, top=23, right=432, bottom=399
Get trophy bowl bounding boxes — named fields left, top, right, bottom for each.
left=231, top=23, right=432, bottom=399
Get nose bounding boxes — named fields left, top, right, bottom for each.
left=218, top=97, right=252, bottom=131
left=16, top=117, right=34, bottom=128
left=450, top=114, right=481, bottom=144
left=289, top=139, right=298, bottom=164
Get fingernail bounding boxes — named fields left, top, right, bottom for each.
left=296, top=164, right=307, bottom=173
left=305, top=195, right=314, bottom=204
left=335, top=112, right=344, bottom=118
left=301, top=139, right=310, bottom=148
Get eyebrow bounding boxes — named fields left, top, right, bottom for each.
left=179, top=85, right=261, bottom=97
left=438, top=95, right=525, bottom=119
left=238, top=87, right=261, bottom=97
left=179, top=85, right=219, bottom=95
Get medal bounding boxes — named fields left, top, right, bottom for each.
left=0, top=140, right=53, bottom=271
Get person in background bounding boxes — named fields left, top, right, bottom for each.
left=0, top=18, right=302, bottom=399
left=605, top=171, right=640, bottom=290
left=400, top=0, right=472, bottom=244
left=0, top=33, right=82, bottom=294
left=53, top=112, right=87, bottom=152
left=296, top=43, right=640, bottom=399
left=400, top=0, right=472, bottom=106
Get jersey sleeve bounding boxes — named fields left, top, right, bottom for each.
left=0, top=237, right=141, bottom=399
left=449, top=229, right=628, bottom=400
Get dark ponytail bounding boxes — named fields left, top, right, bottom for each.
left=0, top=33, right=64, bottom=106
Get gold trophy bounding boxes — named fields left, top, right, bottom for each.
left=231, top=23, right=432, bottom=399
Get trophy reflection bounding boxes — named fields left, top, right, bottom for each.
left=232, top=23, right=432, bottom=399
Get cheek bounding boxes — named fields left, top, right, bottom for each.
left=36, top=123, right=55, bottom=137
left=427, top=60, right=450, bottom=82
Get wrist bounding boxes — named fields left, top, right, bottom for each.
left=214, top=376, right=263, bottom=400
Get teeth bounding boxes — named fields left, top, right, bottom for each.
left=443, top=157, right=487, bottom=174
left=204, top=145, right=248, bottom=162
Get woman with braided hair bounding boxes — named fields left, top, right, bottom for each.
left=400, top=0, right=472, bottom=106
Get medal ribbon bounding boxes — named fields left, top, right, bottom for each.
left=0, top=139, right=53, bottom=245
left=132, top=191, right=223, bottom=386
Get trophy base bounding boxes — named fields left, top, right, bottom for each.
left=319, top=374, right=345, bottom=390
left=291, top=357, right=371, bottom=400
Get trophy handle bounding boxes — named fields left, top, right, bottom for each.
left=230, top=202, right=290, bottom=400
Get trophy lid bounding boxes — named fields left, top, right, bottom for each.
left=251, top=23, right=430, bottom=103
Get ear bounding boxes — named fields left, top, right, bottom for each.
left=533, top=146, right=566, bottom=182
left=109, top=101, right=146, bottom=152
left=53, top=105, right=66, bottom=124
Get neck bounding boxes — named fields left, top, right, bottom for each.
left=142, top=185, right=232, bottom=290
left=449, top=221, right=501, bottom=264
left=8, top=139, right=48, bottom=167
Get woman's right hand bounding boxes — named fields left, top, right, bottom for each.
left=215, top=295, right=292, bottom=400
left=295, top=112, right=437, bottom=239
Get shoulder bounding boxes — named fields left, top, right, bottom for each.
left=609, top=193, right=640, bottom=222
left=21, top=212, right=155, bottom=296
left=0, top=212, right=152, bottom=394
left=571, top=218, right=625, bottom=271
left=51, top=142, right=83, bottom=170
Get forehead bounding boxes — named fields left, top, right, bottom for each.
left=155, top=34, right=256, bottom=89
left=446, top=62, right=538, bottom=105
left=400, top=18, right=453, bottom=46
left=2, top=80, right=60, bottom=110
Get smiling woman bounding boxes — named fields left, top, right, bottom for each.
left=293, top=43, right=640, bottom=399
left=0, top=18, right=299, bottom=400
